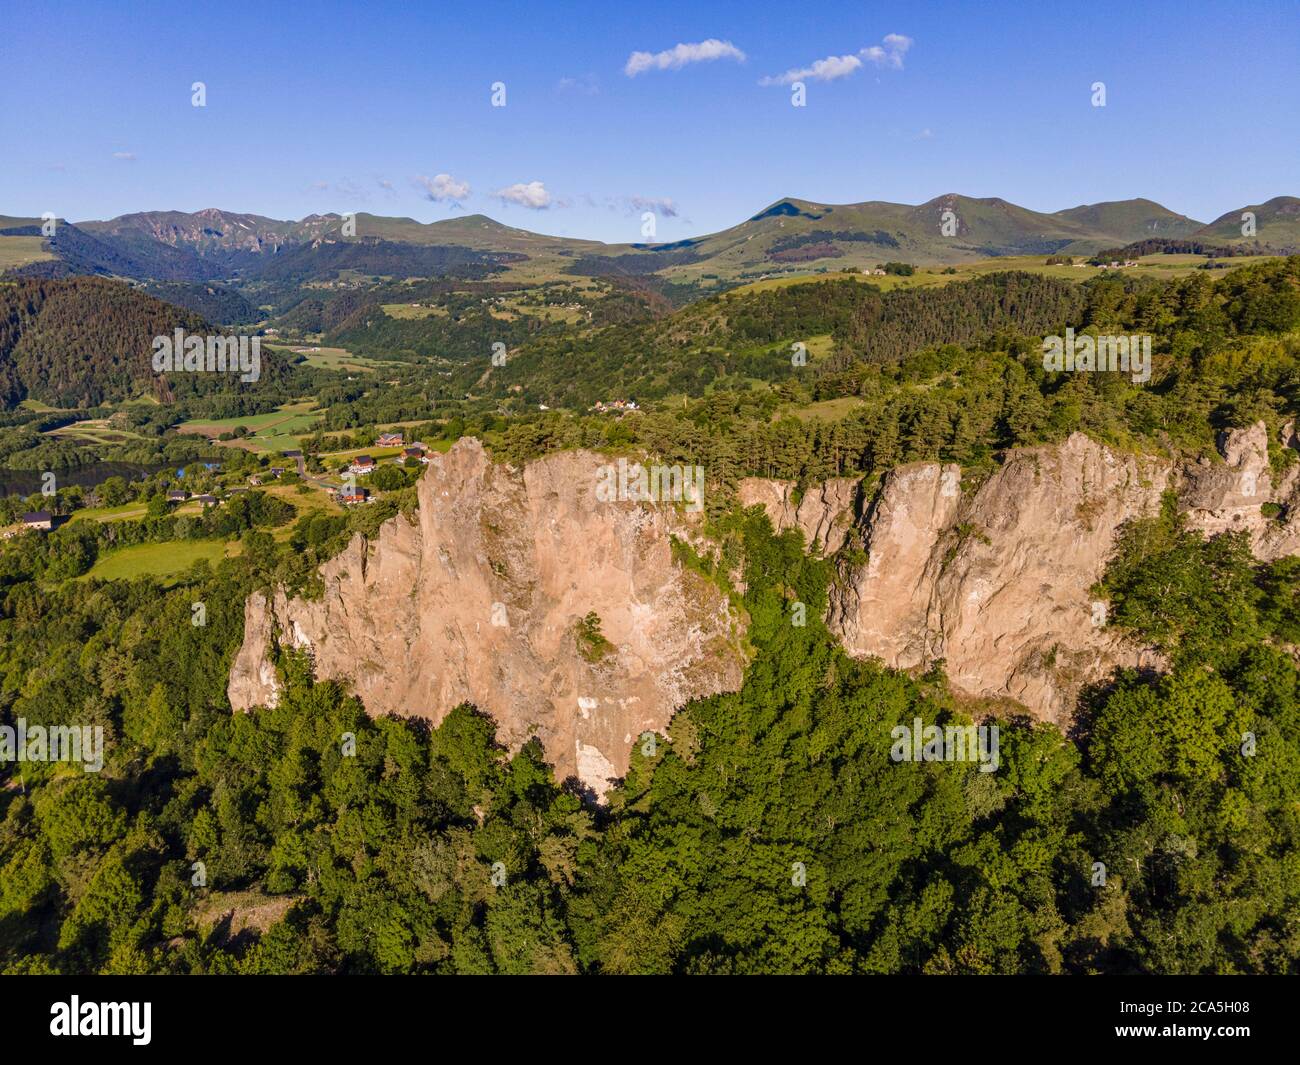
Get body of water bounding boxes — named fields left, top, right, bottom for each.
left=0, top=462, right=172, bottom=498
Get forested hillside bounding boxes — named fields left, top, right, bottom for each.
left=1, top=503, right=1297, bottom=974
left=0, top=278, right=207, bottom=407
left=141, top=282, right=260, bottom=327
left=487, top=261, right=1300, bottom=409
left=0, top=278, right=305, bottom=409
left=0, top=256, right=1298, bottom=976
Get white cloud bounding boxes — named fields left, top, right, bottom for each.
left=761, top=34, right=913, bottom=86
left=492, top=181, right=553, bottom=210
left=760, top=54, right=862, bottom=86
left=623, top=196, right=679, bottom=217
left=415, top=173, right=471, bottom=203
left=862, top=33, right=913, bottom=69
left=625, top=38, right=745, bottom=77
left=112, top=151, right=136, bottom=161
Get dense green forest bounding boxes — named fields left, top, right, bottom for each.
left=10, top=257, right=1298, bottom=490
left=236, top=260, right=1296, bottom=511
left=141, top=281, right=260, bottom=327
left=1, top=497, right=1297, bottom=974
left=485, top=258, right=1300, bottom=410
left=3, top=221, right=510, bottom=287
left=0, top=278, right=314, bottom=410
left=248, top=238, right=508, bottom=285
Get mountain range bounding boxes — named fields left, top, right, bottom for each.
left=1, top=195, right=1296, bottom=286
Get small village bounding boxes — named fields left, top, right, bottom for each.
left=1, top=428, right=437, bottom=539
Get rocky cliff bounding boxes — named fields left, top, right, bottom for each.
left=828, top=434, right=1172, bottom=720
left=755, top=421, right=1295, bottom=721
left=228, top=439, right=746, bottom=796
left=1171, top=419, right=1300, bottom=559
left=231, top=423, right=1298, bottom=785
left=736, top=476, right=858, bottom=555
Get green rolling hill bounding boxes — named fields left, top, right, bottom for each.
left=1192, top=196, right=1300, bottom=249
left=1052, top=197, right=1204, bottom=244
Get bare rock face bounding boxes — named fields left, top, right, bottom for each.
left=230, top=419, right=1300, bottom=776
left=1260, top=472, right=1300, bottom=561
left=830, top=434, right=1171, bottom=721
left=1179, top=423, right=1273, bottom=542
left=737, top=476, right=858, bottom=554
left=736, top=478, right=796, bottom=532
left=826, top=421, right=1300, bottom=718
left=229, top=592, right=281, bottom=709
left=228, top=439, right=746, bottom=796
left=827, top=463, right=960, bottom=669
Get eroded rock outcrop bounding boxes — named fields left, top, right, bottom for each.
left=737, top=476, right=858, bottom=554
left=829, top=434, right=1172, bottom=720
left=820, top=422, right=1300, bottom=719
left=1179, top=422, right=1274, bottom=542
left=1170, top=421, right=1300, bottom=560
left=827, top=463, right=960, bottom=670
left=228, top=439, right=746, bottom=796
left=233, top=420, right=1300, bottom=776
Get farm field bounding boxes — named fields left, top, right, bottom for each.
left=44, top=419, right=147, bottom=445
left=261, top=483, right=342, bottom=540
left=69, top=503, right=149, bottom=524
left=176, top=401, right=323, bottom=453
left=726, top=252, right=1268, bottom=298
left=0, top=234, right=55, bottom=270
left=269, top=344, right=387, bottom=372
left=496, top=297, right=588, bottom=324
left=317, top=437, right=454, bottom=465
left=318, top=445, right=405, bottom=464
left=373, top=419, right=437, bottom=432
left=380, top=303, right=449, bottom=320
left=80, top=538, right=238, bottom=584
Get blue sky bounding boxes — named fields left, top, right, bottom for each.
left=2, top=0, right=1297, bottom=243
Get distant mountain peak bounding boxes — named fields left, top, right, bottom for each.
left=749, top=199, right=826, bottom=222
left=9, top=191, right=1294, bottom=287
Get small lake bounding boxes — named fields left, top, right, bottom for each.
left=0, top=462, right=173, bottom=498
